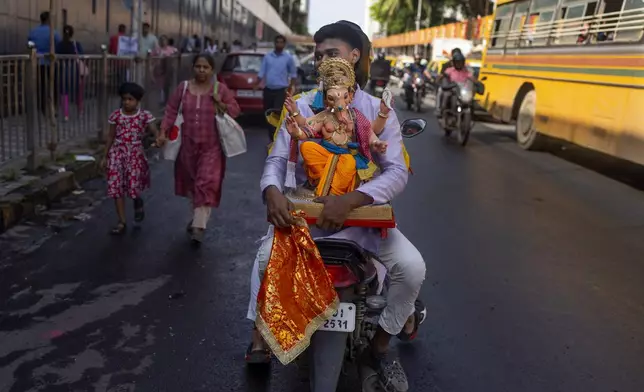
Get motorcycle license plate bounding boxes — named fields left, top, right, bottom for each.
left=319, top=302, right=356, bottom=332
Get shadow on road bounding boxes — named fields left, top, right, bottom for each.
left=469, top=116, right=644, bottom=193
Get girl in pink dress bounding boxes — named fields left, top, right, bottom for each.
left=159, top=54, right=240, bottom=245
left=102, top=82, right=159, bottom=235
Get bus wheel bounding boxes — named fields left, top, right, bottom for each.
left=516, top=90, right=546, bottom=150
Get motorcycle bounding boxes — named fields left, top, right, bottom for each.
left=253, top=119, right=428, bottom=392
left=403, top=72, right=424, bottom=112
left=304, top=118, right=427, bottom=392
left=439, top=78, right=485, bottom=146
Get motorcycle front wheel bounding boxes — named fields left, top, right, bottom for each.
left=457, top=110, right=472, bottom=146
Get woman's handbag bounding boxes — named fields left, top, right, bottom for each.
left=73, top=41, right=89, bottom=77
left=213, top=81, right=247, bottom=158
left=162, top=81, right=188, bottom=161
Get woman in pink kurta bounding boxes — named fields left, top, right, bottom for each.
left=160, top=54, right=240, bottom=245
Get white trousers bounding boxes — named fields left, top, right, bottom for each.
left=192, top=206, right=212, bottom=229
left=246, top=226, right=426, bottom=336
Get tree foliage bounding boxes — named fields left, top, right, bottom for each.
left=370, top=0, right=493, bottom=35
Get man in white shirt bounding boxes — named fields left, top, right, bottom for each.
left=138, top=23, right=159, bottom=57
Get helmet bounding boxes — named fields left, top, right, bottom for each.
left=377, top=52, right=386, bottom=60
left=452, top=52, right=466, bottom=62
left=420, top=59, right=428, bottom=66
left=451, top=48, right=463, bottom=57
left=452, top=52, right=466, bottom=69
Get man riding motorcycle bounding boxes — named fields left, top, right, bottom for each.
left=435, top=51, right=473, bottom=117
left=369, top=52, right=391, bottom=94
left=402, top=56, right=429, bottom=110
left=245, top=20, right=426, bottom=391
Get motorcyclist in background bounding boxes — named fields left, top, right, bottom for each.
left=434, top=48, right=463, bottom=116
left=409, top=55, right=425, bottom=74
left=369, top=52, right=392, bottom=93
left=435, top=51, right=473, bottom=117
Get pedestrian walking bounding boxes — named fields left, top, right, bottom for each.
left=28, top=11, right=60, bottom=115
left=102, top=83, right=158, bottom=235
left=152, top=35, right=178, bottom=104
left=157, top=54, right=241, bottom=246
left=55, top=25, right=86, bottom=121
left=253, top=35, right=297, bottom=143
left=204, top=37, right=218, bottom=54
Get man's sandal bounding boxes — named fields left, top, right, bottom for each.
left=397, top=299, right=427, bottom=342
left=245, top=342, right=271, bottom=364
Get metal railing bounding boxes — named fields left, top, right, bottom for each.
left=0, top=50, right=200, bottom=170
left=491, top=5, right=644, bottom=48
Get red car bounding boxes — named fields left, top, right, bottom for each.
left=218, top=50, right=269, bottom=114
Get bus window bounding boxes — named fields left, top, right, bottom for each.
left=550, top=0, right=597, bottom=45
left=614, top=0, right=644, bottom=42
left=506, top=1, right=531, bottom=48
left=490, top=3, right=516, bottom=48
left=524, top=0, right=559, bottom=46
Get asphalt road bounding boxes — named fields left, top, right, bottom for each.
left=2, top=94, right=644, bottom=392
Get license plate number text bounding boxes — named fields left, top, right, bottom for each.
left=318, top=302, right=356, bottom=332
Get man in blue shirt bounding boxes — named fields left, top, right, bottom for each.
left=28, top=11, right=61, bottom=114
left=254, top=35, right=297, bottom=142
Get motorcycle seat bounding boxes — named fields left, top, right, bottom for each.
left=315, top=239, right=378, bottom=283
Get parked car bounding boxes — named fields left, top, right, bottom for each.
left=217, top=49, right=269, bottom=114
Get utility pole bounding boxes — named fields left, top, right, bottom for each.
left=47, top=0, right=57, bottom=160
left=279, top=0, right=284, bottom=18
left=131, top=0, right=143, bottom=83
left=414, top=0, right=422, bottom=56
left=200, top=0, right=207, bottom=48
left=288, top=0, right=294, bottom=27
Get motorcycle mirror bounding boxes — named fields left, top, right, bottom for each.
left=401, top=119, right=427, bottom=138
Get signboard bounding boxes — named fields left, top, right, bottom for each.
left=117, top=36, right=139, bottom=56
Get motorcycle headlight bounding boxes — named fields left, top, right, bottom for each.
left=415, top=77, right=422, bottom=84
left=459, top=87, right=473, bottom=103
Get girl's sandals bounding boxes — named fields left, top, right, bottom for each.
left=134, top=198, right=145, bottom=222
left=110, top=222, right=127, bottom=235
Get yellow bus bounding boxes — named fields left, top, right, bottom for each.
left=480, top=0, right=644, bottom=164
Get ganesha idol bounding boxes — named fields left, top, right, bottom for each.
left=283, top=57, right=395, bottom=226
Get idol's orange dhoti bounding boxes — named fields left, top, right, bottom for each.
left=256, top=212, right=339, bottom=365
left=300, top=141, right=358, bottom=197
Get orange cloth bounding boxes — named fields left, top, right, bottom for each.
left=300, top=141, right=358, bottom=197
left=256, top=211, right=339, bottom=365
